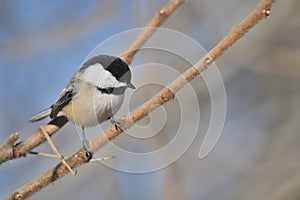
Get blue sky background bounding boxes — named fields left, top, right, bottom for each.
left=1, top=0, right=300, bottom=199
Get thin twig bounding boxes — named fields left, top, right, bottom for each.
left=4, top=0, right=275, bottom=199
left=39, top=126, right=76, bottom=175
left=119, top=0, right=185, bottom=64
left=29, top=151, right=60, bottom=159
left=0, top=0, right=184, bottom=165
left=0, top=116, right=68, bottom=164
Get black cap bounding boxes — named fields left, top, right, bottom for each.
left=82, top=55, right=134, bottom=87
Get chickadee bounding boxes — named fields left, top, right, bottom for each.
left=30, top=55, right=135, bottom=159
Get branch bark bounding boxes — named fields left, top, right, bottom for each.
left=0, top=133, right=19, bottom=161
left=4, top=0, right=275, bottom=199
left=119, top=0, right=185, bottom=64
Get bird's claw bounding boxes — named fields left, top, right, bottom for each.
left=109, top=117, right=122, bottom=130
left=85, top=151, right=93, bottom=161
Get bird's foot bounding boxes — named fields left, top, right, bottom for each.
left=109, top=117, right=122, bottom=130
left=82, top=140, right=93, bottom=161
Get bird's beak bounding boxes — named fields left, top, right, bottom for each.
left=127, top=82, right=136, bottom=89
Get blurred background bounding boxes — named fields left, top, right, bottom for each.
left=1, top=0, right=300, bottom=199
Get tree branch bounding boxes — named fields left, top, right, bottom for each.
left=119, top=0, right=185, bottom=64
left=0, top=133, right=19, bottom=161
left=4, top=0, right=275, bottom=199
left=0, top=0, right=185, bottom=165
left=0, top=117, right=68, bottom=164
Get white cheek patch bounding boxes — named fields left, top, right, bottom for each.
left=79, top=63, right=126, bottom=88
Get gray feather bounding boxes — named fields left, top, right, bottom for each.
left=30, top=108, right=52, bottom=122
left=50, top=83, right=76, bottom=118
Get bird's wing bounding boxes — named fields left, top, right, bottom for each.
left=50, top=73, right=79, bottom=118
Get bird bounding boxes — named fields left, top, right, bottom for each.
left=30, top=55, right=135, bottom=159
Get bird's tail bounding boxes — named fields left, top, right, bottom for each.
left=30, top=108, right=51, bottom=122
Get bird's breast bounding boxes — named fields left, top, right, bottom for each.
left=62, top=83, right=124, bottom=127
